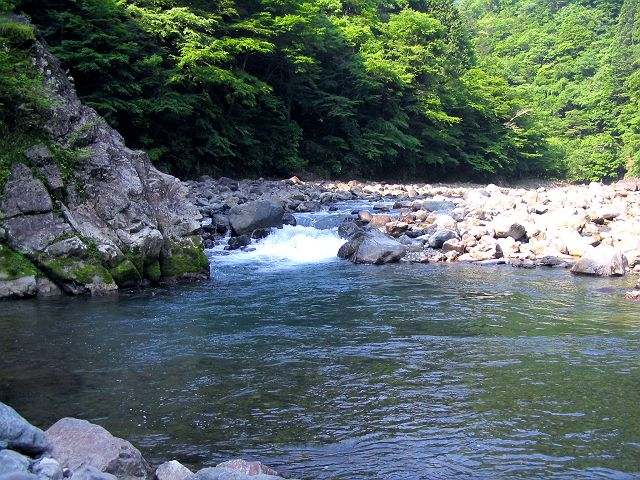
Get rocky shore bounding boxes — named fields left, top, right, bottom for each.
left=0, top=401, right=293, bottom=480
left=187, top=176, right=640, bottom=298
left=0, top=28, right=209, bottom=300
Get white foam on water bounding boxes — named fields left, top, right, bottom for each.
left=211, top=224, right=346, bottom=266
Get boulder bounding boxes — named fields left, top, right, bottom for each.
left=338, top=229, right=406, bottom=265
left=384, top=221, right=408, bottom=237
left=45, top=418, right=151, bottom=480
left=228, top=201, right=284, bottom=236
left=155, top=461, right=192, bottom=480
left=428, top=229, right=458, bottom=249
left=0, top=450, right=30, bottom=476
left=570, top=247, right=629, bottom=276
left=493, top=216, right=527, bottom=241
left=337, top=220, right=364, bottom=240
left=441, top=238, right=465, bottom=254
left=282, top=213, right=296, bottom=227
left=226, top=235, right=251, bottom=251
left=0, top=276, right=37, bottom=299
left=0, top=402, right=50, bottom=455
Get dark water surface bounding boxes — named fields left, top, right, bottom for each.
left=2, top=252, right=640, bottom=479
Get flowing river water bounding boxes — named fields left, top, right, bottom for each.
left=1, top=202, right=640, bottom=479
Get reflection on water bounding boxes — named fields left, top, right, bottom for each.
left=1, top=259, right=640, bottom=479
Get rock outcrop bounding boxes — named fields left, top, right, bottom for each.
left=0, top=32, right=209, bottom=299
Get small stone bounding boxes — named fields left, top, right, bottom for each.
left=31, top=457, right=63, bottom=480
left=155, top=461, right=192, bottom=480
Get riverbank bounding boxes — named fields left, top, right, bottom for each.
left=0, top=401, right=293, bottom=480
left=187, top=176, right=640, bottom=297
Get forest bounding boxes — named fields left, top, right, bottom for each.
left=0, top=0, right=639, bottom=182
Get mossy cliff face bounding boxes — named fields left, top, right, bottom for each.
left=0, top=20, right=209, bottom=299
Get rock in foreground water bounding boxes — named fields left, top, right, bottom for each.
left=45, top=418, right=151, bottom=480
left=0, top=402, right=50, bottom=455
left=338, top=229, right=406, bottom=264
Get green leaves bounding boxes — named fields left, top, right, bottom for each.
left=13, top=0, right=562, bottom=180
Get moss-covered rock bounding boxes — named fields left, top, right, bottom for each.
left=143, top=259, right=162, bottom=283
left=110, top=259, right=142, bottom=287
left=0, top=244, right=38, bottom=280
left=160, top=236, right=209, bottom=280
left=0, top=244, right=39, bottom=299
left=39, top=255, right=116, bottom=295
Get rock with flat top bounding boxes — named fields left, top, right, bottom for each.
left=46, top=418, right=151, bottom=480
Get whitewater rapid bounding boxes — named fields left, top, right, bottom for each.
left=210, top=224, right=346, bottom=266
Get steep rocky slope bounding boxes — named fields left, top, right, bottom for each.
left=0, top=30, right=209, bottom=299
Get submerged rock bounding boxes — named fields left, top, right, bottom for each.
left=338, top=229, right=406, bottom=264
left=46, top=418, right=151, bottom=480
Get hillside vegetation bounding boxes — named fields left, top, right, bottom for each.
left=0, top=0, right=639, bottom=182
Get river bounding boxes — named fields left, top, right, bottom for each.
left=1, top=202, right=639, bottom=479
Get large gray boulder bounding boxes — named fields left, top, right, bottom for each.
left=228, top=201, right=284, bottom=236
left=45, top=418, right=151, bottom=480
left=0, top=402, right=50, bottom=455
left=570, top=247, right=629, bottom=276
left=338, top=229, right=406, bottom=264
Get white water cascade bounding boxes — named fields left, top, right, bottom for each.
left=211, top=224, right=346, bottom=266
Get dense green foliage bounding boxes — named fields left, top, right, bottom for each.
left=0, top=10, right=52, bottom=188
left=462, top=0, right=640, bottom=181
left=3, top=0, right=638, bottom=181
left=9, top=0, right=550, bottom=180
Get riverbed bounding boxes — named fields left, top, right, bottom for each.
left=1, top=203, right=640, bottom=479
